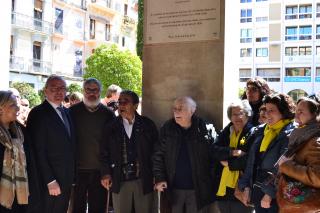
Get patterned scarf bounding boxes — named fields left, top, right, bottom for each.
left=260, top=119, right=292, bottom=152
left=286, top=121, right=320, bottom=157
left=216, top=126, right=241, bottom=196
left=0, top=122, right=29, bottom=209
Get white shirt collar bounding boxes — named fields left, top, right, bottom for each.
left=46, top=99, right=64, bottom=121
left=122, top=116, right=135, bottom=138
left=46, top=99, right=61, bottom=109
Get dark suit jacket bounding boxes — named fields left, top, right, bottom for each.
left=26, top=100, right=75, bottom=191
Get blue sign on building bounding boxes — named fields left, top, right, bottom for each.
left=284, top=77, right=311, bottom=82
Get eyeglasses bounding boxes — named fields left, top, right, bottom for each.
left=49, top=87, right=67, bottom=92
left=231, top=112, right=245, bottom=117
left=84, top=87, right=100, bottom=94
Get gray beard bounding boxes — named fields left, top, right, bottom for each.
left=83, top=98, right=100, bottom=108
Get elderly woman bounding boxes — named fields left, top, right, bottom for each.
left=212, top=100, right=255, bottom=213
left=238, top=93, right=296, bottom=213
left=242, top=77, right=271, bottom=126
left=0, top=91, right=29, bottom=212
left=277, top=97, right=320, bottom=212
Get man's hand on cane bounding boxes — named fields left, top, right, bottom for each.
left=154, top=181, right=167, bottom=192
left=101, top=175, right=112, bottom=190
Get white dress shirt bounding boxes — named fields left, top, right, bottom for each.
left=122, top=116, right=135, bottom=139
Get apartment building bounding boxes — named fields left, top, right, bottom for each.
left=238, top=0, right=320, bottom=100
left=10, top=0, right=53, bottom=90
left=9, top=0, right=138, bottom=90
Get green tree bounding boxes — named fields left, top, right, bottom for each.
left=136, top=0, right=144, bottom=59
left=239, top=87, right=245, bottom=98
left=10, top=82, right=41, bottom=108
left=85, top=44, right=142, bottom=96
left=68, top=83, right=82, bottom=94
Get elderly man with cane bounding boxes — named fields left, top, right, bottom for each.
left=100, top=90, right=158, bottom=213
left=153, top=96, right=217, bottom=213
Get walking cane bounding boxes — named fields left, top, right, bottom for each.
left=157, top=191, right=161, bottom=213
left=106, top=189, right=110, bottom=213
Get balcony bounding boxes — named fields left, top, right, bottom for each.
left=11, top=12, right=53, bottom=35
left=285, top=14, right=298, bottom=20
left=87, top=0, right=117, bottom=16
left=30, top=59, right=52, bottom=74
left=9, top=56, right=25, bottom=72
left=9, top=56, right=52, bottom=75
left=299, top=13, right=312, bottom=19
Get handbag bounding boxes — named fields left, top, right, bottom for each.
left=276, top=175, right=320, bottom=213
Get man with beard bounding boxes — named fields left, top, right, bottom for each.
left=100, top=90, right=158, bottom=213
left=70, top=78, right=115, bottom=213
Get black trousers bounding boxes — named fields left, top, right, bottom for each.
left=216, top=200, right=253, bottom=213
left=44, top=185, right=71, bottom=213
left=252, top=186, right=278, bottom=213
left=72, top=170, right=107, bottom=213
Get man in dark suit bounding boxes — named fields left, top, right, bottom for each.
left=27, top=75, right=75, bottom=213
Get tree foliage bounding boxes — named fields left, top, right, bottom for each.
left=68, top=83, right=82, bottom=94
left=10, top=82, right=41, bottom=108
left=136, top=0, right=144, bottom=59
left=84, top=44, right=142, bottom=96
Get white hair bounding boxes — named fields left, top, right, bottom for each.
left=174, top=96, right=197, bottom=113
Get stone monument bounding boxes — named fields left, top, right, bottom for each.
left=142, top=0, right=239, bottom=130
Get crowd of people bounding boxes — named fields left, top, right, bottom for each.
left=0, top=75, right=320, bottom=213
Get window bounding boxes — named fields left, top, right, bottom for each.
left=316, top=67, right=320, bottom=76
left=299, top=5, right=312, bottom=19
left=240, top=9, right=252, bottom=23
left=285, top=47, right=298, bottom=56
left=256, top=0, right=267, bottom=2
left=90, top=19, right=95, bottom=39
left=74, top=50, right=82, bottom=76
left=256, top=48, right=268, bottom=57
left=317, top=25, right=320, bottom=39
left=12, top=0, right=15, bottom=11
left=317, top=46, right=320, bottom=55
left=257, top=68, right=280, bottom=82
left=299, top=26, right=312, bottom=40
left=34, top=0, right=43, bottom=29
left=54, top=8, right=63, bottom=34
left=256, top=37, right=268, bottom=42
left=285, top=27, right=297, bottom=40
left=317, top=4, right=320, bottom=18
left=256, top=16, right=268, bottom=22
left=124, top=4, right=128, bottom=16
left=285, top=6, right=298, bottom=20
left=122, top=37, right=125, bottom=47
left=106, top=0, right=112, bottom=8
left=239, top=69, right=251, bottom=82
left=240, top=48, right=252, bottom=57
left=288, top=90, right=308, bottom=102
left=105, top=24, right=111, bottom=41
left=10, top=35, right=14, bottom=56
left=240, top=29, right=252, bottom=43
left=286, top=67, right=311, bottom=76
left=299, top=46, right=312, bottom=55
left=33, top=41, right=41, bottom=68
left=240, top=0, right=251, bottom=3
